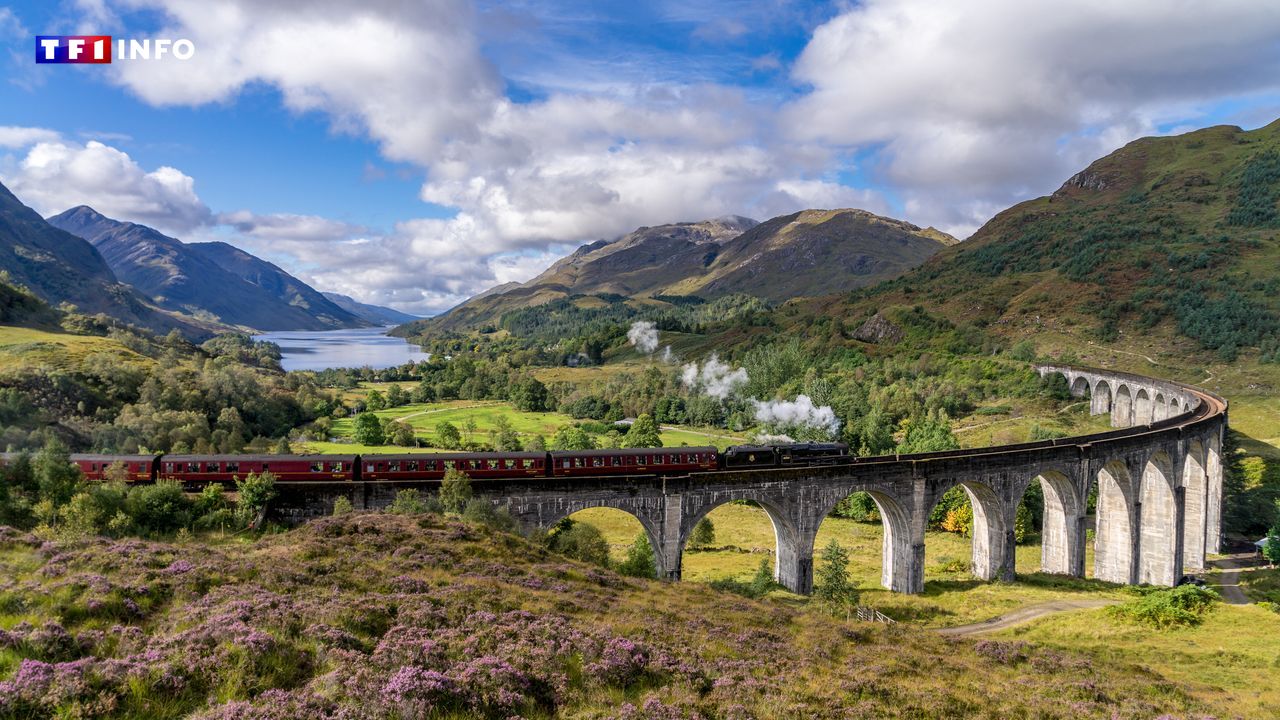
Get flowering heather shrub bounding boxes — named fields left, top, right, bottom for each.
left=0, top=516, right=1219, bottom=719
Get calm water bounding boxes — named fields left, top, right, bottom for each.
left=253, top=326, right=426, bottom=371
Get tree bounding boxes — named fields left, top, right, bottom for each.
left=235, top=471, right=277, bottom=528
left=332, top=495, right=354, bottom=516
left=690, top=517, right=716, bottom=549
left=814, top=539, right=857, bottom=611
left=385, top=384, right=407, bottom=408
left=462, top=418, right=478, bottom=445
left=34, top=440, right=81, bottom=507
left=616, top=533, right=657, bottom=578
left=388, top=421, right=417, bottom=447
left=1266, top=501, right=1280, bottom=566
left=896, top=412, right=959, bottom=454
left=623, top=413, right=662, bottom=448
left=353, top=412, right=385, bottom=445
left=273, top=437, right=292, bottom=455
left=525, top=434, right=547, bottom=452
left=510, top=377, right=549, bottom=412
left=551, top=425, right=595, bottom=451
left=439, top=467, right=472, bottom=514
left=547, top=519, right=610, bottom=567
left=365, top=389, right=387, bottom=411
left=435, top=421, right=462, bottom=449
left=387, top=488, right=428, bottom=515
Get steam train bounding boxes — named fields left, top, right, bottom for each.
left=3, top=442, right=850, bottom=487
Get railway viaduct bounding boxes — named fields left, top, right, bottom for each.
left=272, top=365, right=1227, bottom=595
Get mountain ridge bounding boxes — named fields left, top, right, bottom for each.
left=405, top=208, right=954, bottom=334
left=47, top=206, right=366, bottom=332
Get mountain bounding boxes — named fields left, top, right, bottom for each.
left=785, top=120, right=1280, bottom=364
left=0, top=183, right=215, bottom=337
left=408, top=210, right=953, bottom=333
left=47, top=207, right=366, bottom=331
left=321, top=291, right=420, bottom=325
left=183, top=241, right=369, bottom=330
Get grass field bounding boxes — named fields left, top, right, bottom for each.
left=0, top=326, right=154, bottom=374
left=569, top=502, right=1123, bottom=628
left=299, top=393, right=748, bottom=452
left=993, top=602, right=1280, bottom=718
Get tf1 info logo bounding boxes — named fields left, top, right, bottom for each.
left=36, top=36, right=195, bottom=64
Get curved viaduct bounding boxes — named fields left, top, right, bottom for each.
left=273, top=365, right=1227, bottom=595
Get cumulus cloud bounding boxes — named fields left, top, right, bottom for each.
left=1, top=140, right=211, bottom=234
left=681, top=354, right=749, bottom=400
left=786, top=0, right=1280, bottom=235
left=751, top=395, right=841, bottom=438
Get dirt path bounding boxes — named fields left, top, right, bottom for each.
left=1086, top=341, right=1157, bottom=365
left=1210, top=554, right=1255, bottom=605
left=936, top=598, right=1121, bottom=637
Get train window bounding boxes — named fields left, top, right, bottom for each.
left=365, top=463, right=375, bottom=472
left=591, top=457, right=603, bottom=467
left=562, top=459, right=571, bottom=469
left=206, top=462, right=220, bottom=472
left=311, top=462, right=324, bottom=472
left=226, top=462, right=239, bottom=473
left=502, top=459, right=514, bottom=469
left=331, top=462, right=344, bottom=472
left=612, top=456, right=622, bottom=467
left=574, top=457, right=585, bottom=468
left=470, top=460, right=482, bottom=470
left=407, top=461, right=418, bottom=472
left=186, top=462, right=200, bottom=473
left=388, top=461, right=399, bottom=472
left=445, top=460, right=455, bottom=470
left=164, top=462, right=174, bottom=474
left=639, top=455, right=649, bottom=465
left=262, top=464, right=269, bottom=472
left=522, top=459, right=535, bottom=469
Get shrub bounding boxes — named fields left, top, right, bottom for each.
left=125, top=480, right=192, bottom=535
left=1107, top=585, right=1220, bottom=628
left=814, top=540, right=857, bottom=610
left=709, top=557, right=778, bottom=599
left=547, top=519, right=611, bottom=567
left=332, top=496, right=354, bottom=516
left=439, top=467, right=472, bottom=514
left=689, top=518, right=715, bottom=549
left=235, top=472, right=277, bottom=528
left=387, top=489, right=428, bottom=515
left=461, top=498, right=515, bottom=531
left=616, top=533, right=657, bottom=578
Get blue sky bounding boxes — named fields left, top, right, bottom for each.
left=2, top=0, right=1279, bottom=314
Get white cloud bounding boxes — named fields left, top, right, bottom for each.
left=0, top=126, right=62, bottom=149
left=1, top=140, right=211, bottom=234
left=96, top=0, right=875, bottom=306
left=786, top=0, right=1280, bottom=236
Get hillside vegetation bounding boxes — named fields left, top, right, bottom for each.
left=0, top=512, right=1223, bottom=719
left=402, top=209, right=953, bottom=336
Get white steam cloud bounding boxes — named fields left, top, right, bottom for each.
left=751, top=395, right=842, bottom=438
left=627, top=320, right=660, bottom=354
left=681, top=354, right=749, bottom=400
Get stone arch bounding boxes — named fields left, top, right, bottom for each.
left=1153, top=393, right=1167, bottom=421
left=1069, top=376, right=1091, bottom=398
left=1138, top=451, right=1179, bottom=586
left=1181, top=440, right=1208, bottom=573
left=1092, top=379, right=1113, bottom=416
left=680, top=496, right=801, bottom=589
left=814, top=489, right=915, bottom=594
left=1112, top=384, right=1134, bottom=427
left=1095, top=461, right=1135, bottom=584
left=1134, top=388, right=1154, bottom=425
left=1033, top=470, right=1083, bottom=576
left=547, top=502, right=667, bottom=579
left=1169, top=396, right=1182, bottom=417
left=932, top=480, right=1010, bottom=581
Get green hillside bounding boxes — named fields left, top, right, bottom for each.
left=801, top=121, right=1280, bottom=362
